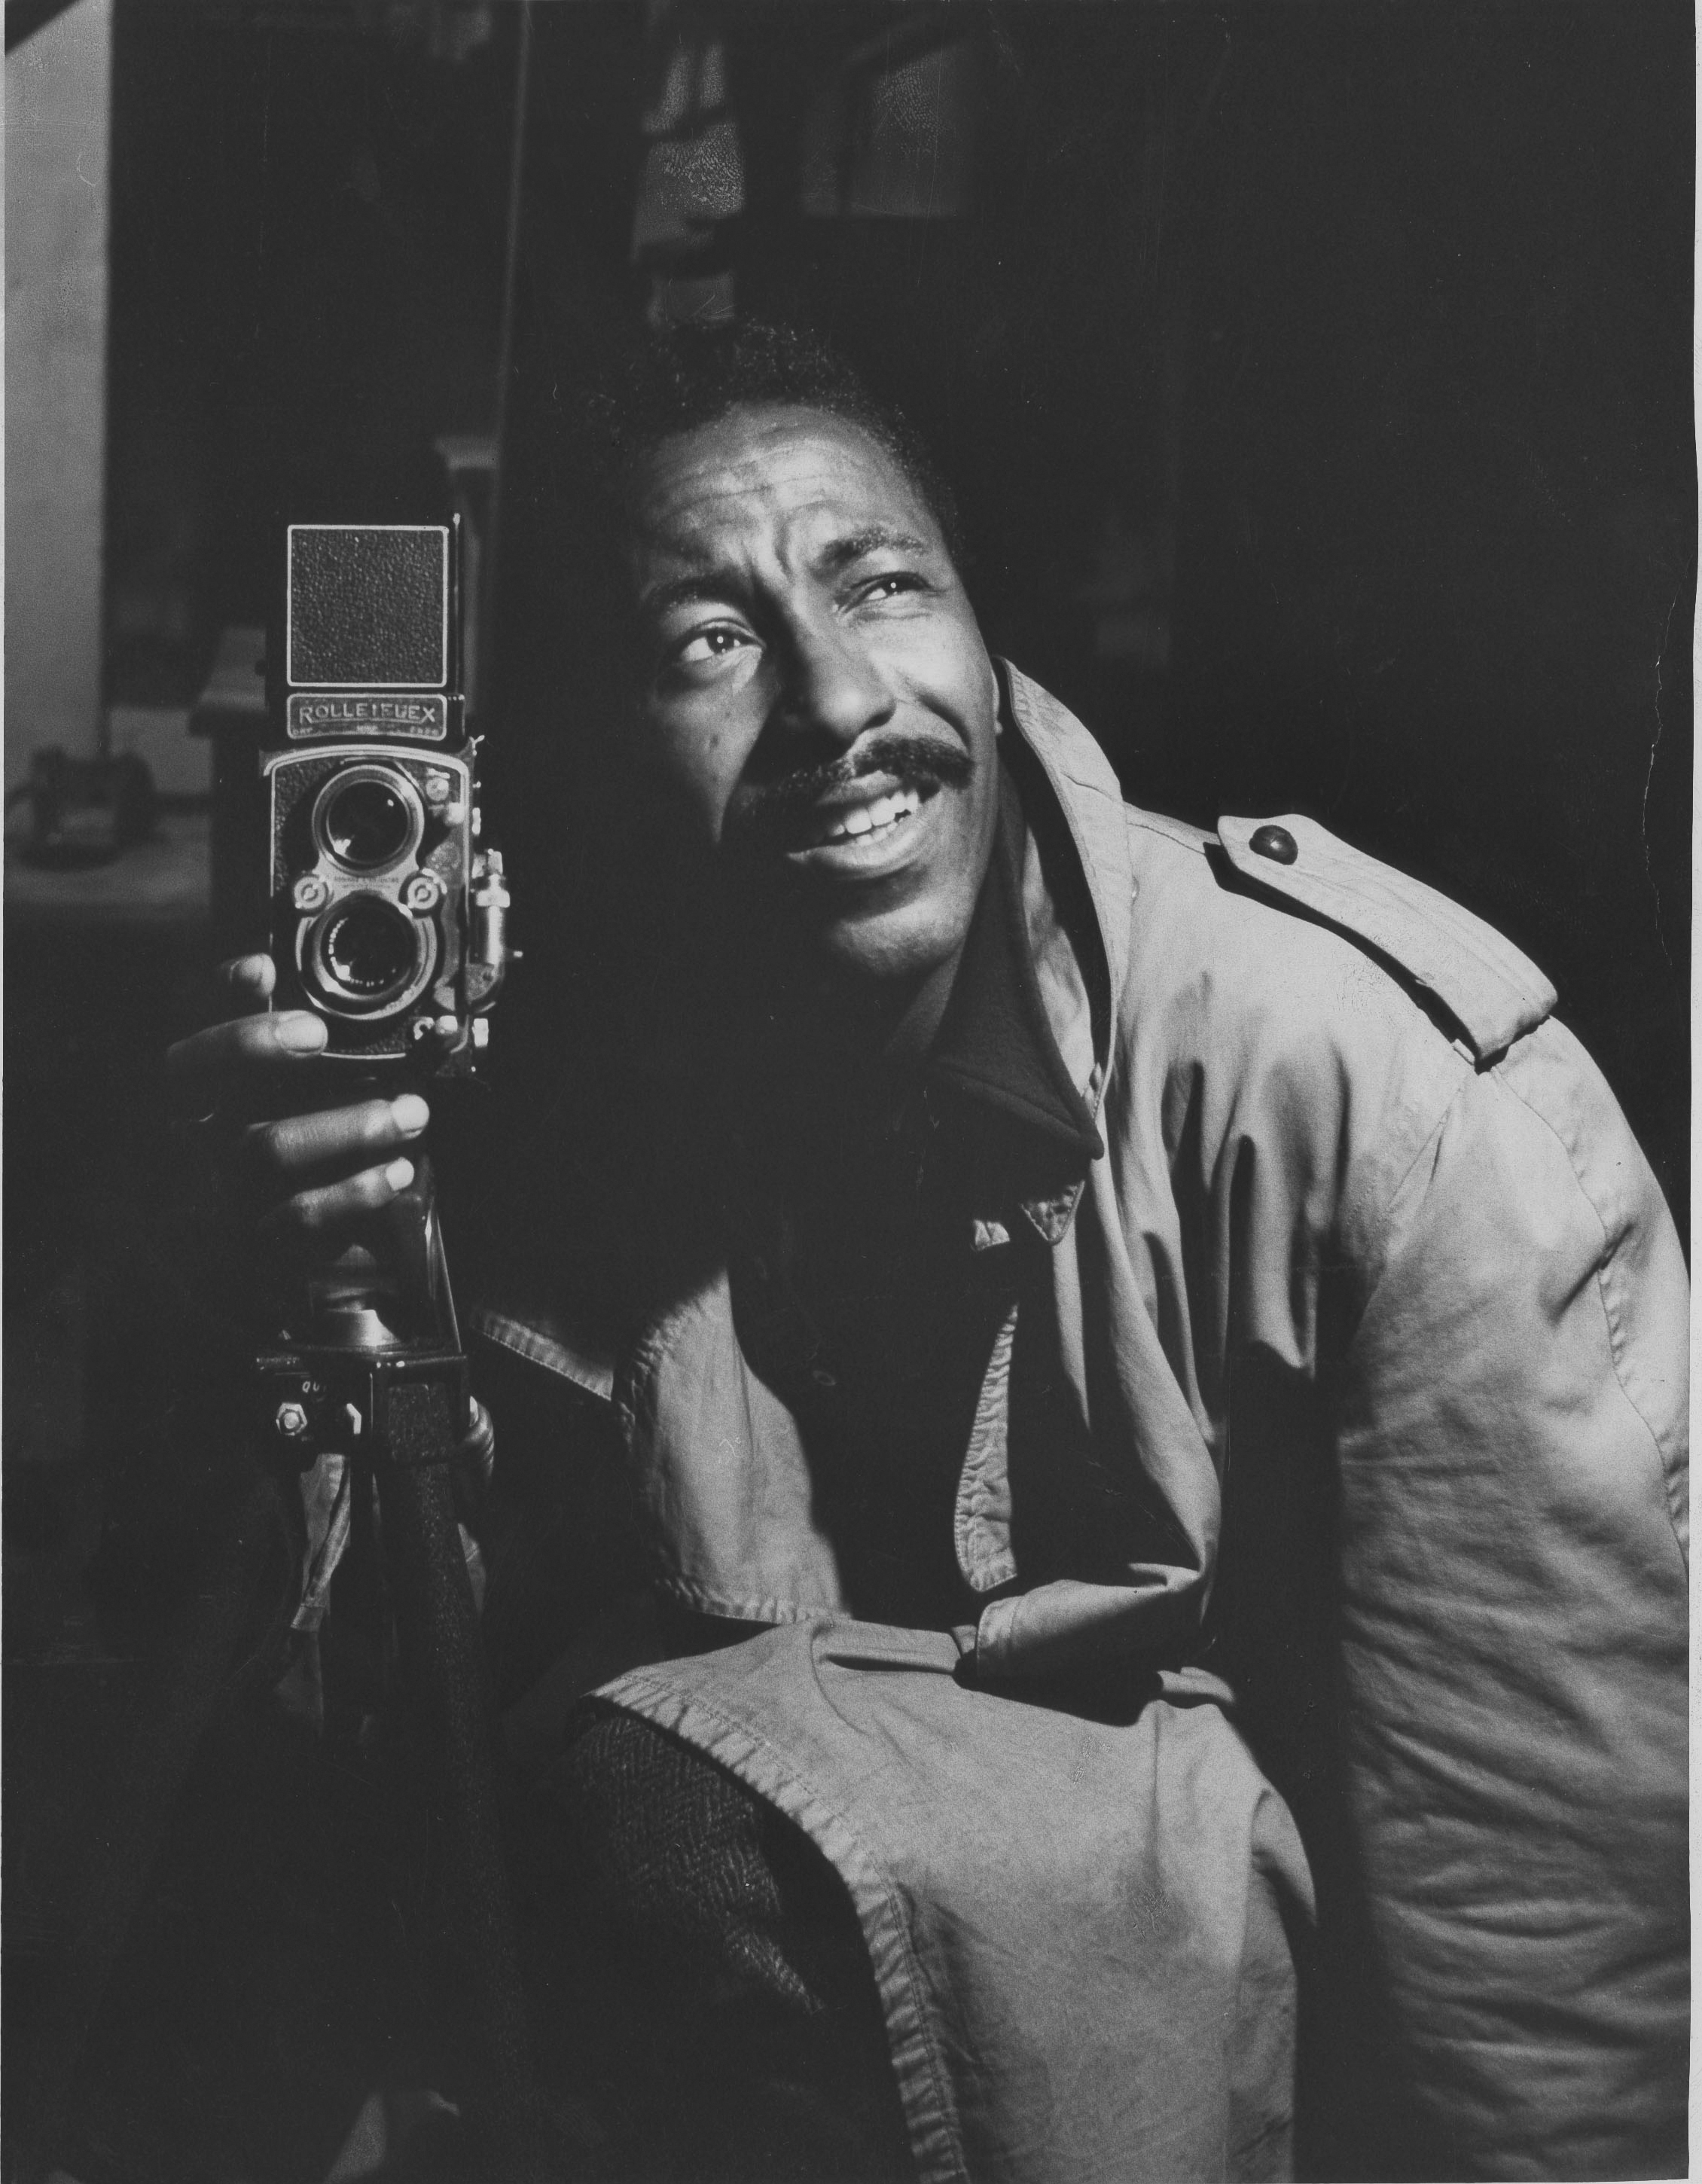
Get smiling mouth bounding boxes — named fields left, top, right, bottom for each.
left=804, top=783, right=932, bottom=849
left=736, top=733, right=974, bottom=860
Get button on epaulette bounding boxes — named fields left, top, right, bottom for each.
left=1217, top=813, right=1557, bottom=1063
left=1249, top=823, right=1298, bottom=865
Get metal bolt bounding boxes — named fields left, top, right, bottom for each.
left=401, top=871, right=442, bottom=912
left=291, top=874, right=330, bottom=912
left=424, top=771, right=452, bottom=804
left=274, top=1401, right=310, bottom=1438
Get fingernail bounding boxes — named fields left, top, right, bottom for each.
left=275, top=1015, right=327, bottom=1052
left=389, top=1094, right=430, bottom=1135
left=384, top=1157, right=415, bottom=1192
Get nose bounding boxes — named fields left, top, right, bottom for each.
left=771, top=615, right=896, bottom=753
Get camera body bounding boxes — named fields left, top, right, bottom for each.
left=265, top=521, right=508, bottom=1069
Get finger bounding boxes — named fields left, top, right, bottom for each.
left=244, top=1094, right=429, bottom=1183
left=257, top=1155, right=417, bottom=1244
left=165, top=1008, right=328, bottom=1082
left=214, top=953, right=277, bottom=1011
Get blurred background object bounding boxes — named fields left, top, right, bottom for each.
left=6, top=0, right=113, bottom=796
left=6, top=746, right=156, bottom=866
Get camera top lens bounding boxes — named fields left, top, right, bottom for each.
left=313, top=767, right=422, bottom=873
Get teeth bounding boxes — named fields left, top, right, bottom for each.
left=822, top=788, right=920, bottom=844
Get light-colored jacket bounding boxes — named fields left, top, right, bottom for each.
left=480, top=663, right=1688, bottom=2178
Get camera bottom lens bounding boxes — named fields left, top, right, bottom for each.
left=304, top=892, right=435, bottom=1017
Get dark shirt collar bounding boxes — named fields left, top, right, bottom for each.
left=927, top=758, right=1104, bottom=1163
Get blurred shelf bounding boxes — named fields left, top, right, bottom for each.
left=5, top=811, right=211, bottom=927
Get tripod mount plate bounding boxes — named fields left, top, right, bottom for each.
left=258, top=1342, right=471, bottom=1468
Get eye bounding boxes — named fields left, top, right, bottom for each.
left=853, top=570, right=928, bottom=606
left=674, top=624, right=755, bottom=667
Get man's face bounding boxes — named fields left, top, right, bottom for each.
left=625, top=404, right=1001, bottom=993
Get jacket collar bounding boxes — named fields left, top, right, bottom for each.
left=927, top=759, right=1105, bottom=1163
left=997, top=658, right=1133, bottom=1041
left=987, top=659, right=1133, bottom=1241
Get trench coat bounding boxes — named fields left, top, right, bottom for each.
left=475, top=664, right=1688, bottom=2182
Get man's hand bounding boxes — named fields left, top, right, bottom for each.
left=166, top=953, right=429, bottom=1251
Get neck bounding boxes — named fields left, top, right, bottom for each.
left=734, top=937, right=966, bottom=1130
left=874, top=945, right=962, bottom=1074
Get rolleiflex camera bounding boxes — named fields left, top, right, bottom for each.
left=266, top=520, right=509, bottom=1069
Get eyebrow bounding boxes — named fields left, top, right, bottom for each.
left=639, top=524, right=935, bottom=621
left=814, top=525, right=932, bottom=572
left=639, top=572, right=737, bottom=620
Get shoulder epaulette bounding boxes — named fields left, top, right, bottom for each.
left=1215, top=813, right=1557, bottom=1063
left=1125, top=808, right=1213, bottom=856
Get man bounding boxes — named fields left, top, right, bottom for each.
left=174, top=323, right=1688, bottom=2182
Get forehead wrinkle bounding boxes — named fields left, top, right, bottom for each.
left=632, top=422, right=940, bottom=616
left=648, top=519, right=929, bottom=597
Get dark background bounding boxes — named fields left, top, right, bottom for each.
left=96, top=0, right=1693, bottom=1221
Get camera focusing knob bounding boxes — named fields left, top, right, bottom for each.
left=402, top=871, right=444, bottom=912
left=293, top=874, right=331, bottom=912
left=410, top=1012, right=465, bottom=1049
left=469, top=849, right=511, bottom=984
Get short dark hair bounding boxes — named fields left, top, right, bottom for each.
left=580, top=318, right=965, bottom=565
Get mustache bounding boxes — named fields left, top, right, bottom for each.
left=729, top=732, right=975, bottom=846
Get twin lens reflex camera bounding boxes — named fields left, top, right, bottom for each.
left=266, top=520, right=509, bottom=1071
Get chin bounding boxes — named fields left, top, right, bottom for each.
left=810, top=892, right=971, bottom=990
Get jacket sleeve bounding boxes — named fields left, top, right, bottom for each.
left=1320, top=1014, right=1688, bottom=2178
left=973, top=877, right=1688, bottom=2176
